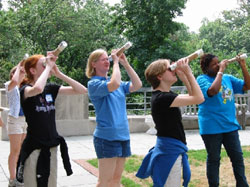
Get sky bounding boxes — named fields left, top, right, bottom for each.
left=104, top=0, right=240, bottom=33
left=175, top=0, right=240, bottom=32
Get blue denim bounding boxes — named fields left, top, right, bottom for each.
left=93, top=136, right=131, bottom=159
left=201, top=130, right=249, bottom=187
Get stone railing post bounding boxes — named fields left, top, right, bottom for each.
left=55, top=93, right=89, bottom=120
left=55, top=93, right=94, bottom=136
left=0, top=89, right=9, bottom=140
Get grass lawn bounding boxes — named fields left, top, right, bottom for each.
left=87, top=146, right=250, bottom=187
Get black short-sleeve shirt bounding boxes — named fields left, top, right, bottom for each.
left=151, top=90, right=186, bottom=144
left=20, top=83, right=60, bottom=142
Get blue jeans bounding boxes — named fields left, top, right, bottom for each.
left=201, top=130, right=249, bottom=187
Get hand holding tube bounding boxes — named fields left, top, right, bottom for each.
left=170, top=49, right=204, bottom=71
left=42, top=52, right=58, bottom=68
left=228, top=53, right=247, bottom=63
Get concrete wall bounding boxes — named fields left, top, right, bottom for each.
left=1, top=87, right=248, bottom=141
left=55, top=94, right=93, bottom=136
left=53, top=94, right=149, bottom=137
left=0, top=89, right=150, bottom=140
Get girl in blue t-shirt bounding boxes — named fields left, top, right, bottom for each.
left=85, top=49, right=142, bottom=187
left=197, top=53, right=250, bottom=187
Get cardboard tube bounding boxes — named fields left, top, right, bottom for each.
left=228, top=53, right=247, bottom=63
left=52, top=41, right=68, bottom=56
left=116, top=42, right=133, bottom=56
left=170, top=49, right=204, bottom=71
left=23, top=53, right=29, bottom=60
left=20, top=53, right=29, bottom=66
left=109, top=42, right=133, bottom=62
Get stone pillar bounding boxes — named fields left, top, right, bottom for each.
left=0, top=89, right=9, bottom=141
left=55, top=93, right=96, bottom=136
left=55, top=93, right=89, bottom=120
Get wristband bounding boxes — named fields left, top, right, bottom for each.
left=217, top=72, right=223, bottom=76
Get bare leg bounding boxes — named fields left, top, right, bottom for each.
left=0, top=117, right=3, bottom=127
left=21, top=133, right=26, bottom=143
left=8, top=133, right=26, bottom=180
left=110, top=157, right=126, bottom=187
left=97, top=157, right=126, bottom=187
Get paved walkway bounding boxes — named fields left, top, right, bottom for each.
left=0, top=127, right=250, bottom=186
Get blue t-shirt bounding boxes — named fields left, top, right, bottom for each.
left=197, top=74, right=244, bottom=135
left=88, top=76, right=131, bottom=141
left=19, top=107, right=24, bottom=116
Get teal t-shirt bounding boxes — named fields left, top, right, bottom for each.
left=88, top=76, right=131, bottom=141
left=197, top=74, right=244, bottom=135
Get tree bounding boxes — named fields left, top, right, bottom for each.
left=113, top=0, right=189, bottom=85
left=0, top=0, right=122, bottom=86
left=198, top=2, right=250, bottom=78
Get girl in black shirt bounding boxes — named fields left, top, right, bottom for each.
left=137, top=58, right=204, bottom=187
left=16, top=53, right=87, bottom=187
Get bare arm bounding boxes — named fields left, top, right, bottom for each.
left=171, top=59, right=204, bottom=107
left=119, top=53, right=142, bottom=92
left=176, top=68, right=192, bottom=95
left=238, top=58, right=250, bottom=91
left=8, top=61, right=25, bottom=91
left=52, top=65, right=87, bottom=95
left=24, top=56, right=56, bottom=99
left=107, top=51, right=121, bottom=92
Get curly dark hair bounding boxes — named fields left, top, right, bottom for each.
left=200, top=53, right=216, bottom=74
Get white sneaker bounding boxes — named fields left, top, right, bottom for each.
left=8, top=179, right=15, bottom=187
left=15, top=180, right=24, bottom=187
left=8, top=179, right=24, bottom=187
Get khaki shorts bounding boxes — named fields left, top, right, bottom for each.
left=7, top=115, right=27, bottom=135
left=24, top=147, right=58, bottom=187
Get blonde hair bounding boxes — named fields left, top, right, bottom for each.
left=85, top=49, right=107, bottom=78
left=144, top=59, right=169, bottom=89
